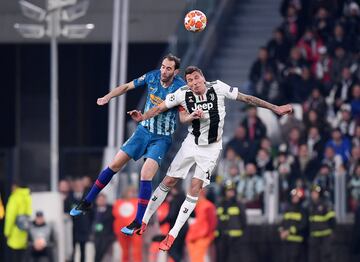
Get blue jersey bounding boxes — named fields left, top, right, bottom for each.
left=133, top=70, right=186, bottom=136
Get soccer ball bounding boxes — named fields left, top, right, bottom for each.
left=184, top=10, right=207, bottom=33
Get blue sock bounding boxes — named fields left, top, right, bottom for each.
left=135, top=180, right=152, bottom=224
left=84, top=167, right=116, bottom=203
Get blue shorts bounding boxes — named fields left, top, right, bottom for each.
left=121, top=125, right=172, bottom=166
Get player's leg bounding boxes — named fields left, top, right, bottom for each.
left=121, top=158, right=159, bottom=235
left=141, top=175, right=179, bottom=226
left=160, top=177, right=203, bottom=251
left=121, top=134, right=173, bottom=235
left=70, top=150, right=131, bottom=216
left=160, top=143, right=220, bottom=250
left=70, top=126, right=149, bottom=216
left=136, top=135, right=196, bottom=235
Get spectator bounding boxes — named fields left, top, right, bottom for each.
left=273, top=148, right=298, bottom=211
left=241, top=105, right=267, bottom=143
left=331, top=45, right=353, bottom=83
left=294, top=144, right=320, bottom=184
left=67, top=178, right=92, bottom=262
left=186, top=189, right=217, bottom=262
left=282, top=47, right=308, bottom=86
left=322, top=146, right=344, bottom=173
left=216, top=147, right=245, bottom=186
left=287, top=127, right=302, bottom=156
left=327, top=23, right=352, bottom=56
left=255, top=148, right=274, bottom=175
left=303, top=88, right=328, bottom=116
left=112, top=186, right=142, bottom=262
left=303, top=109, right=330, bottom=138
left=313, top=7, right=334, bottom=43
left=226, top=125, right=258, bottom=163
left=351, top=84, right=360, bottom=119
left=267, top=28, right=291, bottom=66
left=312, top=46, right=333, bottom=88
left=352, top=125, right=360, bottom=147
left=325, top=128, right=352, bottom=163
left=327, top=67, right=357, bottom=114
left=348, top=145, right=360, bottom=176
left=280, top=111, right=305, bottom=142
left=349, top=164, right=360, bottom=211
left=92, top=194, right=115, bottom=262
left=344, top=2, right=360, bottom=38
left=249, top=47, right=277, bottom=88
left=297, top=28, right=324, bottom=64
left=279, top=188, right=307, bottom=262
left=58, top=179, right=71, bottom=212
left=28, top=211, right=55, bottom=262
left=308, top=184, right=336, bottom=262
left=254, top=69, right=283, bottom=104
left=216, top=182, right=247, bottom=262
left=313, top=164, right=335, bottom=201
left=280, top=5, right=304, bottom=43
left=237, top=163, right=264, bottom=209
left=4, top=181, right=32, bottom=262
left=305, top=126, right=327, bottom=161
left=351, top=202, right=360, bottom=261
left=332, top=103, right=357, bottom=138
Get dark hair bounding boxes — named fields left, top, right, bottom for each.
left=163, top=53, right=181, bottom=70
left=185, top=66, right=203, bottom=77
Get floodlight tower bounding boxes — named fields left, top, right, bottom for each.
left=14, top=0, right=94, bottom=192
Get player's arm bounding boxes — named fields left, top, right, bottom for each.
left=178, top=107, right=204, bottom=124
left=97, top=81, right=135, bottom=106
left=127, top=101, right=169, bottom=122
left=236, top=92, right=292, bottom=116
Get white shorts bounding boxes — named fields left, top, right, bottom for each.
left=166, top=134, right=222, bottom=187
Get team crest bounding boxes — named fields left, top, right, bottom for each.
left=169, top=94, right=175, bottom=101
left=209, top=93, right=215, bottom=101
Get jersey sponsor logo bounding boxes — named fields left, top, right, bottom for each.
left=150, top=94, right=163, bottom=105
left=191, top=102, right=214, bottom=111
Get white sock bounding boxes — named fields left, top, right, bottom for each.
left=142, top=182, right=170, bottom=224
left=169, top=194, right=198, bottom=238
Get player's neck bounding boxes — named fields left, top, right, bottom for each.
left=161, top=79, right=173, bottom=88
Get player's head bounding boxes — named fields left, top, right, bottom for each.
left=184, top=66, right=206, bottom=95
left=160, top=54, right=181, bottom=84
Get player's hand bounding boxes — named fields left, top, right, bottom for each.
left=188, top=109, right=204, bottom=121
left=127, top=110, right=144, bottom=122
left=274, top=104, right=293, bottom=116
left=97, top=96, right=110, bottom=106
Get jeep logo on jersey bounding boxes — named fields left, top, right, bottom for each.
left=191, top=102, right=214, bottom=111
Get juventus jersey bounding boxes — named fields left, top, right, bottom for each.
left=165, top=80, right=238, bottom=145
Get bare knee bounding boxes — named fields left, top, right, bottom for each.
left=109, top=150, right=131, bottom=171
left=162, top=176, right=179, bottom=188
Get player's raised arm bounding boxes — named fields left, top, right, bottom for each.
left=97, top=81, right=135, bottom=106
left=128, top=101, right=169, bottom=122
left=236, top=92, right=293, bottom=116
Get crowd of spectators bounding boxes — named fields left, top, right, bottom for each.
left=217, top=0, right=360, bottom=213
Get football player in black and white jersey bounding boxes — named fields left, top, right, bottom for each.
left=127, top=66, right=293, bottom=250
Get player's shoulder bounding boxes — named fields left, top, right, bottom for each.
left=207, top=80, right=230, bottom=91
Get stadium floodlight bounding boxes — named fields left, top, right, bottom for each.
left=61, top=0, right=90, bottom=22
left=61, top=23, right=94, bottom=38
left=19, top=0, right=47, bottom=22
left=47, top=0, right=77, bottom=10
left=14, top=23, right=45, bottom=38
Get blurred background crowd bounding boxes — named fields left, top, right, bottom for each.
left=1, top=0, right=360, bottom=261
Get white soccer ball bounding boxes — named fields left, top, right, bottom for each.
left=184, top=10, right=207, bottom=33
